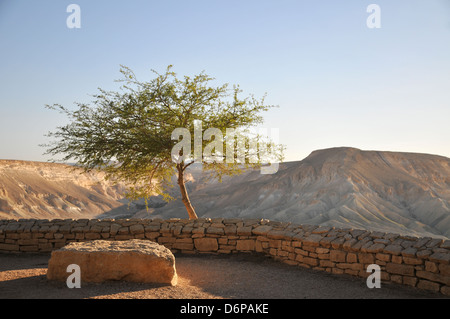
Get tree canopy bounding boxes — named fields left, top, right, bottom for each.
left=44, top=65, right=284, bottom=219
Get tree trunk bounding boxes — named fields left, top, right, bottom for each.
left=177, top=166, right=198, bottom=220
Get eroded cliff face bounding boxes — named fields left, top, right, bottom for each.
left=136, top=148, right=450, bottom=239
left=2, top=147, right=450, bottom=239
left=0, top=160, right=128, bottom=219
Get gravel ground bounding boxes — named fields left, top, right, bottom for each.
left=0, top=252, right=446, bottom=299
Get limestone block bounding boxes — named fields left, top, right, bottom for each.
left=47, top=239, right=177, bottom=286
left=194, top=237, right=218, bottom=252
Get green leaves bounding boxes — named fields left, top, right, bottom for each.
left=44, top=65, right=283, bottom=207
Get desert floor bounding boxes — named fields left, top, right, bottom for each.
left=0, top=252, right=446, bottom=299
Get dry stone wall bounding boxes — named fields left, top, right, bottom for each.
left=1, top=218, right=450, bottom=296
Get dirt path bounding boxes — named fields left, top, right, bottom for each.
left=0, top=252, right=445, bottom=299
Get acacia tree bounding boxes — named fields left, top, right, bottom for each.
left=44, top=65, right=284, bottom=220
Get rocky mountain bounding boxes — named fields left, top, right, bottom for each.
left=0, top=160, right=130, bottom=220
left=2, top=147, right=450, bottom=239
left=121, top=147, right=450, bottom=239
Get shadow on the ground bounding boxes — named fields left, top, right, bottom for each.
left=0, top=272, right=175, bottom=299
left=0, top=252, right=448, bottom=299
left=0, top=253, right=51, bottom=271
left=173, top=253, right=447, bottom=299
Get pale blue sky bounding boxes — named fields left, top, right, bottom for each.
left=1, top=0, right=450, bottom=162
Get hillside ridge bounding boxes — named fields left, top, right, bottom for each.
left=1, top=148, right=450, bottom=239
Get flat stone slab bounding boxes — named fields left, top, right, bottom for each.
left=47, top=239, right=177, bottom=286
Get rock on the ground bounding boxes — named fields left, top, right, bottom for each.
left=46, top=239, right=177, bottom=286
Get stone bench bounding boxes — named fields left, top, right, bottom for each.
left=46, top=239, right=177, bottom=286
